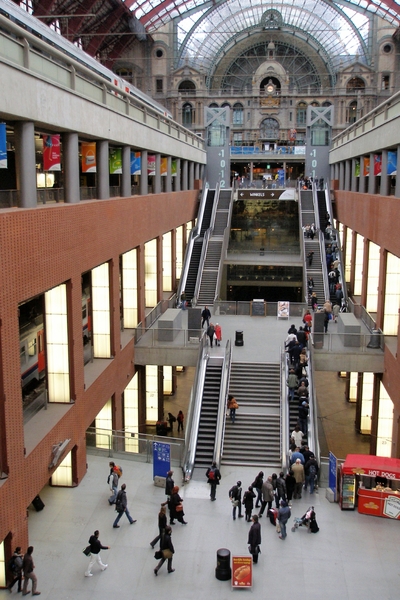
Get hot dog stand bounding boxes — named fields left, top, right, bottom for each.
left=339, top=454, right=400, bottom=518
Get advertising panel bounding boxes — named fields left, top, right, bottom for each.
left=81, top=142, right=97, bottom=173
left=131, top=151, right=141, bottom=175
left=0, top=122, right=7, bottom=168
left=232, top=556, right=252, bottom=588
left=43, top=134, right=61, bottom=171
left=148, top=154, right=156, bottom=176
left=109, top=148, right=122, bottom=174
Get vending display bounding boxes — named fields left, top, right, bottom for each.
left=341, top=474, right=356, bottom=510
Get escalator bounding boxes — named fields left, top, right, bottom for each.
left=194, top=359, right=222, bottom=468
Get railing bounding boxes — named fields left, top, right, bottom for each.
left=214, top=301, right=308, bottom=317
left=133, top=327, right=204, bottom=347
left=214, top=187, right=234, bottom=303
left=23, top=389, right=48, bottom=425
left=214, top=340, right=232, bottom=466
left=280, top=348, right=289, bottom=471
left=230, top=146, right=306, bottom=156
left=86, top=426, right=185, bottom=466
left=311, top=331, right=384, bottom=352
left=0, top=186, right=145, bottom=208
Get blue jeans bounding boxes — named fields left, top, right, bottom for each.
left=113, top=508, right=134, bottom=526
left=280, top=521, right=287, bottom=538
left=288, top=388, right=295, bottom=402
left=230, top=408, right=236, bottom=423
left=109, top=485, right=118, bottom=505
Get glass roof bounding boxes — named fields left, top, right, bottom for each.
left=124, top=0, right=400, bottom=32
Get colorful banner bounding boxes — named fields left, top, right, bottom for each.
left=232, top=556, right=252, bottom=588
left=0, top=122, right=7, bottom=168
left=354, top=159, right=360, bottom=177
left=363, top=156, right=370, bottom=176
left=81, top=142, right=96, bottom=173
left=131, top=151, right=141, bottom=175
left=289, top=128, right=297, bottom=141
left=43, top=134, right=61, bottom=171
left=171, top=159, right=177, bottom=177
left=387, top=151, right=397, bottom=175
left=161, top=157, right=167, bottom=176
left=374, top=154, right=382, bottom=176
left=148, top=154, right=156, bottom=176
left=109, top=148, right=122, bottom=174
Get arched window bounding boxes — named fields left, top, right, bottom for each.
left=233, top=103, right=243, bottom=125
left=260, top=118, right=279, bottom=139
left=346, top=77, right=365, bottom=93
left=178, top=80, right=196, bottom=93
left=221, top=102, right=231, bottom=108
left=296, top=102, right=307, bottom=126
left=346, top=101, right=358, bottom=124
left=209, top=103, right=219, bottom=108
left=322, top=101, right=332, bottom=107
left=311, top=101, right=320, bottom=107
left=182, top=103, right=194, bottom=127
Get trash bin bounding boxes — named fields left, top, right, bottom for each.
left=215, top=548, right=231, bottom=581
left=367, top=329, right=381, bottom=349
left=235, top=331, right=244, bottom=347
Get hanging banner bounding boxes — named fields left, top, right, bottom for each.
left=148, top=154, right=156, bottom=176
left=387, top=151, right=397, bottom=175
left=0, top=123, right=7, bottom=168
left=363, top=157, right=370, bottom=176
left=161, top=157, right=167, bottom=176
left=43, top=134, right=61, bottom=171
left=288, top=128, right=297, bottom=141
left=171, top=159, right=177, bottom=177
left=354, top=159, right=360, bottom=177
left=131, top=151, right=141, bottom=175
left=109, top=148, right=122, bottom=174
left=81, top=142, right=96, bottom=173
left=374, top=154, right=382, bottom=176
left=278, top=168, right=285, bottom=184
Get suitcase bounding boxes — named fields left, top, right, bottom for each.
left=32, top=495, right=45, bottom=511
left=268, top=507, right=278, bottom=525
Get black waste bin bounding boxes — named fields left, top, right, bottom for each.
left=235, top=331, right=244, bottom=347
left=215, top=548, right=231, bottom=581
left=32, top=495, right=45, bottom=512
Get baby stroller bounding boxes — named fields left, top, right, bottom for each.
left=291, top=506, right=319, bottom=533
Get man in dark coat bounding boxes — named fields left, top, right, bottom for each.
left=229, top=480, right=243, bottom=520
left=206, top=322, right=215, bottom=347
left=165, top=470, right=175, bottom=524
left=248, top=514, right=261, bottom=563
left=113, top=483, right=137, bottom=527
left=154, top=526, right=175, bottom=575
left=201, top=306, right=211, bottom=328
left=206, top=461, right=221, bottom=501
left=278, top=500, right=291, bottom=540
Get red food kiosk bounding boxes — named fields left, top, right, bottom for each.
left=339, top=454, right=400, bottom=519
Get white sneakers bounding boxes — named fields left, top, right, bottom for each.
left=101, top=565, right=108, bottom=571
left=85, top=573, right=92, bottom=577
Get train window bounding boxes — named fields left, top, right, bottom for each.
left=82, top=304, right=87, bottom=320
left=28, top=338, right=36, bottom=357
left=20, top=345, right=26, bottom=366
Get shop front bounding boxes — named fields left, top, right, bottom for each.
left=339, top=454, right=400, bottom=519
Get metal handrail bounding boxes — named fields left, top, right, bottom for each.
left=214, top=187, right=234, bottom=302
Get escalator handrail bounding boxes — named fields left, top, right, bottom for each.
left=213, top=339, right=232, bottom=465
left=214, top=187, right=234, bottom=303
left=281, top=347, right=290, bottom=471
left=182, top=333, right=209, bottom=481
left=192, top=228, right=212, bottom=306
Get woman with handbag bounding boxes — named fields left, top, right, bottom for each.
left=170, top=486, right=187, bottom=525
left=154, top=526, right=175, bottom=575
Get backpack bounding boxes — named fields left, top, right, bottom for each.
left=114, top=465, right=123, bottom=478
left=115, top=491, right=123, bottom=512
left=208, top=468, right=216, bottom=481
left=8, top=556, right=16, bottom=573
left=309, top=463, right=317, bottom=477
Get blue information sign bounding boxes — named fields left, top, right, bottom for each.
left=329, top=451, right=337, bottom=501
left=153, top=442, right=171, bottom=479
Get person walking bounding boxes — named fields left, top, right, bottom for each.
left=292, top=459, right=305, bottom=499
left=251, top=471, right=264, bottom=508
left=278, top=500, right=291, bottom=540
left=167, top=412, right=176, bottom=432
left=206, top=461, right=221, bottom=501
left=242, top=486, right=256, bottom=522
left=113, top=483, right=137, bottom=527
left=85, top=530, right=110, bottom=577
left=304, top=454, right=319, bottom=494
left=170, top=486, right=187, bottom=524
left=229, top=480, right=243, bottom=520
left=22, top=546, right=40, bottom=595
left=108, top=466, right=119, bottom=506
left=227, top=394, right=239, bottom=423
left=165, top=470, right=175, bottom=524
left=201, top=306, right=211, bottom=328
left=154, top=526, right=175, bottom=575
left=275, top=472, right=287, bottom=508
left=247, top=514, right=261, bottom=564
left=150, top=504, right=168, bottom=549
left=206, top=322, right=215, bottom=347
left=7, top=546, right=23, bottom=593
left=214, top=323, right=222, bottom=346
left=258, top=476, right=274, bottom=517
left=177, top=411, right=184, bottom=433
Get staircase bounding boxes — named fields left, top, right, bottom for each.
left=222, top=362, right=281, bottom=467
left=194, top=360, right=222, bottom=469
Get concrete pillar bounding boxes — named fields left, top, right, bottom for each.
left=380, top=150, right=388, bottom=196
left=166, top=156, right=172, bottom=193
left=62, top=132, right=80, bottom=203
left=154, top=153, right=161, bottom=194
left=189, top=161, right=194, bottom=190
left=368, top=152, right=375, bottom=194
left=359, top=156, right=365, bottom=194
left=140, top=150, right=148, bottom=195
left=194, top=163, right=200, bottom=180
left=182, top=159, right=188, bottom=191
left=14, top=121, right=36, bottom=208
left=174, top=159, right=181, bottom=191
left=200, top=164, right=205, bottom=181
left=121, top=146, right=131, bottom=197
left=344, top=159, right=351, bottom=191
left=350, top=158, right=358, bottom=192
left=339, top=161, right=345, bottom=190
left=96, top=140, right=109, bottom=199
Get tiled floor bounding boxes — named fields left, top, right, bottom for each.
left=4, top=455, right=399, bottom=600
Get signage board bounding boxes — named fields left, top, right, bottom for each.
left=232, top=556, right=252, bottom=588
left=152, top=441, right=171, bottom=479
